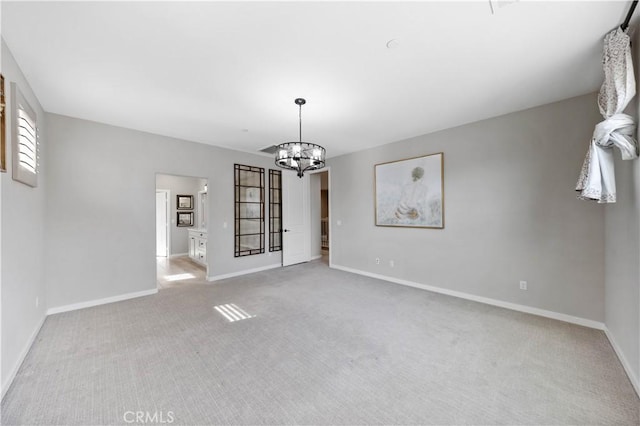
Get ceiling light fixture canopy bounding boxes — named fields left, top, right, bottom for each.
left=275, top=98, right=326, bottom=178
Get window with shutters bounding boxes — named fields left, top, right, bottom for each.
left=11, top=82, right=38, bottom=187
left=0, top=75, right=6, bottom=173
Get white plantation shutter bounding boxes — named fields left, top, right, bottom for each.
left=18, top=108, right=37, bottom=173
left=11, top=82, right=38, bottom=187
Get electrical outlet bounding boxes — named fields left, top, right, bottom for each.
left=389, top=260, right=395, bottom=268
left=519, top=281, right=527, bottom=290
left=375, top=258, right=380, bottom=265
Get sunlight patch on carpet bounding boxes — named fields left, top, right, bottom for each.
left=164, top=273, right=196, bottom=281
left=214, top=303, right=255, bottom=322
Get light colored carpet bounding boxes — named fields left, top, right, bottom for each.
left=2, top=259, right=638, bottom=425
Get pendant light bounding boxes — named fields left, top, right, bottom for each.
left=275, top=98, right=326, bottom=178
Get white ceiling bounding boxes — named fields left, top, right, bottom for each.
left=1, top=1, right=634, bottom=158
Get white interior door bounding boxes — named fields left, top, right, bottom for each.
left=282, top=171, right=311, bottom=266
left=156, top=191, right=168, bottom=257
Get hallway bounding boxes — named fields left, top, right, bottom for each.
left=156, top=256, right=206, bottom=289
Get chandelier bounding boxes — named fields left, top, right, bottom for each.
left=275, top=98, right=326, bottom=178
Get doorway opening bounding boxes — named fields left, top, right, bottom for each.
left=310, top=169, right=329, bottom=266
left=155, top=173, right=209, bottom=289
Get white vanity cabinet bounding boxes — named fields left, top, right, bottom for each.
left=188, top=229, right=207, bottom=266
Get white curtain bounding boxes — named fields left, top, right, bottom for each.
left=576, top=27, right=639, bottom=203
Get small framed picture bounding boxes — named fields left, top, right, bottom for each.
left=176, top=194, right=193, bottom=210
left=177, top=211, right=194, bottom=227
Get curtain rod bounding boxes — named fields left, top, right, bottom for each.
left=621, top=0, right=638, bottom=31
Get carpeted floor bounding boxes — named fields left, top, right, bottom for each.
left=2, top=259, right=638, bottom=425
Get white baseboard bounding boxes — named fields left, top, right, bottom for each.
left=207, top=263, right=281, bottom=282
left=47, top=289, right=158, bottom=315
left=331, top=264, right=605, bottom=330
left=604, top=327, right=640, bottom=397
left=2, top=314, right=46, bottom=400
left=169, top=253, right=188, bottom=258
left=311, top=254, right=322, bottom=260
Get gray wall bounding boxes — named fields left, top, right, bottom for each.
left=44, top=114, right=281, bottom=310
left=156, top=174, right=207, bottom=255
left=605, top=147, right=640, bottom=390
left=329, top=93, right=605, bottom=322
left=602, top=30, right=640, bottom=391
left=1, top=40, right=48, bottom=394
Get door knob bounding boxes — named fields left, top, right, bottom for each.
left=283, top=229, right=291, bottom=232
